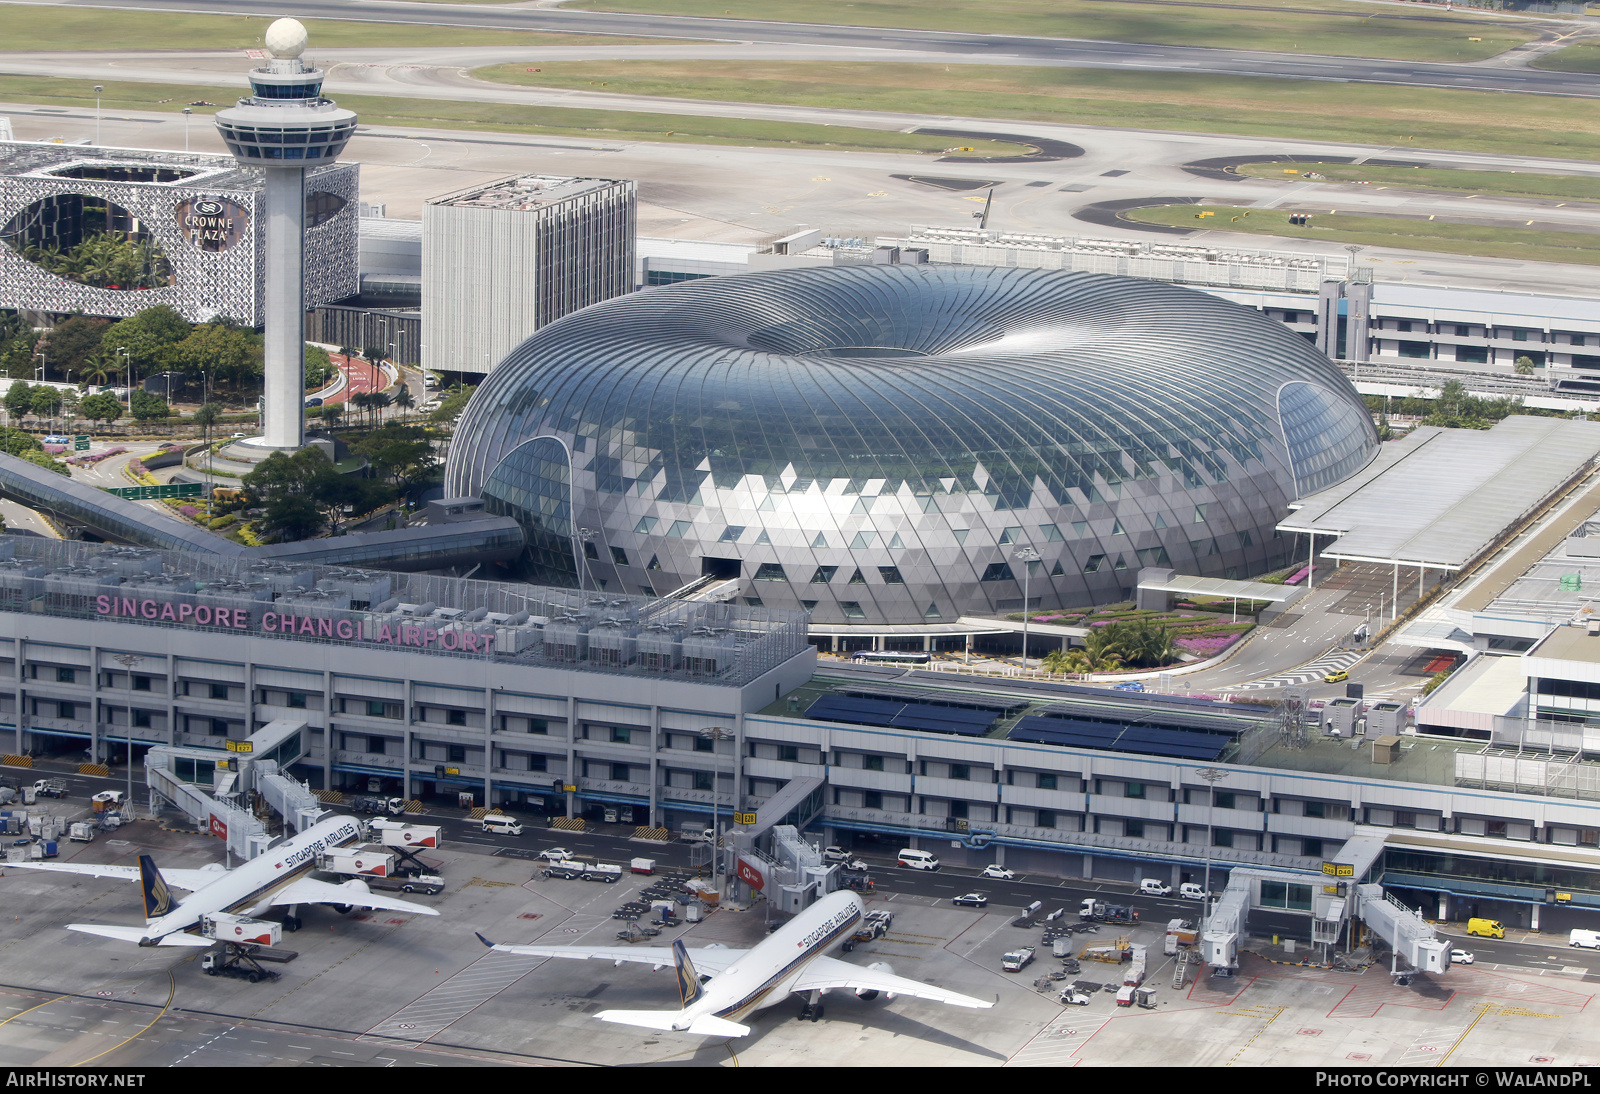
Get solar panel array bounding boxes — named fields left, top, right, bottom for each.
left=1009, top=714, right=1228, bottom=761
left=836, top=684, right=1029, bottom=717
left=1036, top=702, right=1255, bottom=737
left=806, top=693, right=996, bottom=736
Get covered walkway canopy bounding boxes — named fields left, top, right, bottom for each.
left=1136, top=567, right=1308, bottom=606
left=1277, top=417, right=1600, bottom=573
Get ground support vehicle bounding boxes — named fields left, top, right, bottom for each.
left=1059, top=989, right=1093, bottom=1006
left=630, top=858, right=656, bottom=874
left=366, top=872, right=444, bottom=895
left=544, top=861, right=622, bottom=883
left=844, top=909, right=893, bottom=949
left=347, top=795, right=404, bottom=816
left=1002, top=947, right=1036, bottom=973
left=1079, top=899, right=1139, bottom=925
left=838, top=873, right=874, bottom=893
left=31, top=781, right=67, bottom=799
left=201, top=943, right=281, bottom=984
left=68, top=822, right=94, bottom=843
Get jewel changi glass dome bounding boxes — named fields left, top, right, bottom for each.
left=445, top=265, right=1378, bottom=627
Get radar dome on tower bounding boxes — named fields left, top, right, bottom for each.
left=264, top=18, right=309, bottom=59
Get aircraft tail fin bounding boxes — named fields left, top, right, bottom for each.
left=672, top=938, right=704, bottom=1008
left=138, top=854, right=175, bottom=921
left=595, top=1009, right=750, bottom=1038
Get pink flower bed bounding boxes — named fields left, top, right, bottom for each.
left=1174, top=634, right=1242, bottom=656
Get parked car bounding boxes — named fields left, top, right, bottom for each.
left=951, top=892, right=989, bottom=908
left=1179, top=883, right=1207, bottom=901
left=821, top=846, right=851, bottom=863
left=1139, top=879, right=1172, bottom=897
left=979, top=864, right=1015, bottom=880
left=1112, top=681, right=1145, bottom=692
left=897, top=848, right=940, bottom=871
left=1450, top=949, right=1475, bottom=965
left=1325, top=670, right=1350, bottom=684
left=537, top=847, right=575, bottom=862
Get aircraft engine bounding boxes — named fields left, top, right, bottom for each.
left=857, top=962, right=895, bottom=1000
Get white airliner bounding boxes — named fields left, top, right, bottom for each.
left=477, top=889, right=992, bottom=1037
left=12, top=814, right=438, bottom=946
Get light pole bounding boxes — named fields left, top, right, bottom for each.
left=1195, top=766, right=1230, bottom=906
left=112, top=653, right=143, bottom=814
left=1013, top=546, right=1041, bottom=673
left=33, top=351, right=45, bottom=383
left=699, top=726, right=735, bottom=892
left=115, top=347, right=131, bottom=416
left=181, top=106, right=193, bottom=152
left=94, top=85, right=103, bottom=145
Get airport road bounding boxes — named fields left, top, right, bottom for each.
left=44, top=0, right=1600, bottom=99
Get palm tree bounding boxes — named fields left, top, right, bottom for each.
left=393, top=383, right=414, bottom=421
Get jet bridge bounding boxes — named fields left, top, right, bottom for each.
left=1199, top=828, right=1450, bottom=978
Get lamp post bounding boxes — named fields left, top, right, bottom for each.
left=115, top=347, right=131, bottom=415
left=181, top=106, right=193, bottom=152
left=33, top=351, right=45, bottom=383
left=94, top=85, right=103, bottom=145
left=112, top=653, right=143, bottom=814
left=699, top=726, right=735, bottom=892
left=1013, top=546, right=1041, bottom=673
left=1195, top=766, right=1230, bottom=908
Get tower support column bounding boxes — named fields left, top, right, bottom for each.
left=262, top=166, right=306, bottom=450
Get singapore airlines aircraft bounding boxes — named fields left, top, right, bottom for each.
left=477, top=889, right=992, bottom=1037
left=12, top=814, right=438, bottom=946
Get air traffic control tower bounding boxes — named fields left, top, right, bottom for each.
left=214, top=19, right=356, bottom=450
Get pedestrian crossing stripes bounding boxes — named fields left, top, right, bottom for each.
left=1226, top=649, right=1364, bottom=692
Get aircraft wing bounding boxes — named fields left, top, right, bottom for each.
left=272, top=876, right=440, bottom=916
left=789, top=955, right=995, bottom=1009
left=475, top=933, right=741, bottom=975
left=9, top=862, right=225, bottom=892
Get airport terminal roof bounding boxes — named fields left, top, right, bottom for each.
left=1278, top=417, right=1600, bottom=570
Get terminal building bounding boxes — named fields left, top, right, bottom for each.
left=2, top=534, right=1598, bottom=939
left=0, top=140, right=358, bottom=324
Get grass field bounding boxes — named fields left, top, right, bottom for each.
left=1234, top=161, right=1600, bottom=203
left=1125, top=204, right=1600, bottom=266
left=1530, top=41, right=1600, bottom=74
left=0, top=6, right=641, bottom=51
left=563, top=0, right=1535, bottom=61
left=0, top=75, right=1019, bottom=157
left=475, top=60, right=1600, bottom=163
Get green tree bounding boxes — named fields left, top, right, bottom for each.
left=78, top=392, right=124, bottom=424
left=104, top=305, right=192, bottom=381
left=393, top=383, right=414, bottom=421
left=1514, top=355, right=1537, bottom=377
left=192, top=401, right=221, bottom=450
left=351, top=423, right=437, bottom=493
left=40, top=316, right=110, bottom=381
left=176, top=323, right=256, bottom=392
left=18, top=450, right=69, bottom=476
left=304, top=344, right=335, bottom=391
left=29, top=386, right=62, bottom=417
left=4, top=381, right=34, bottom=419
left=129, top=389, right=170, bottom=422
left=0, top=426, right=43, bottom=456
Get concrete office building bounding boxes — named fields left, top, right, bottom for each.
left=422, top=175, right=635, bottom=376
left=0, top=140, right=356, bottom=326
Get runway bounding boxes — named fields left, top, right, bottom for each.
left=36, top=0, right=1600, bottom=99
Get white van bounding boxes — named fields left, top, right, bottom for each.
left=480, top=814, right=523, bottom=835
left=1179, top=883, right=1206, bottom=901
left=1570, top=928, right=1600, bottom=949
left=897, top=848, right=940, bottom=871
left=1139, top=879, right=1172, bottom=897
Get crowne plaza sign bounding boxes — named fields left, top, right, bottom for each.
left=175, top=196, right=250, bottom=251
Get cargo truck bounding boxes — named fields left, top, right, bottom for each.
left=1079, top=899, right=1139, bottom=925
